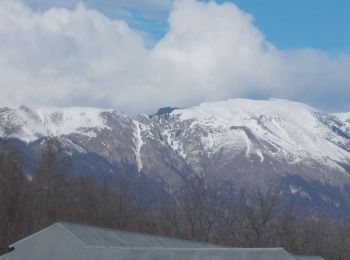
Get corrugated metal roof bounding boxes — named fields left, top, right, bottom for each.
left=0, top=222, right=325, bottom=260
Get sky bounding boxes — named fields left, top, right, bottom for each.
left=0, top=0, right=349, bottom=114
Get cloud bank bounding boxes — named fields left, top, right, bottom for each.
left=0, top=0, right=349, bottom=114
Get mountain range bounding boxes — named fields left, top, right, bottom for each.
left=1, top=98, right=350, bottom=216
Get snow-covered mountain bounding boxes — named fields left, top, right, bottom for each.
left=1, top=99, right=350, bottom=215
left=155, top=99, right=350, bottom=187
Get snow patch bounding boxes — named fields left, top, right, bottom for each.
left=242, top=130, right=251, bottom=157
left=162, top=128, right=187, bottom=159
left=255, top=149, right=264, bottom=162
left=289, top=185, right=311, bottom=199
left=0, top=106, right=113, bottom=142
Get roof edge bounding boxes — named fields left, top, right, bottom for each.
left=10, top=223, right=61, bottom=248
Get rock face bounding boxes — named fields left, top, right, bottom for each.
left=1, top=99, right=350, bottom=215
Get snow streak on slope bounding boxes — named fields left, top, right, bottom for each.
left=133, top=121, right=143, bottom=172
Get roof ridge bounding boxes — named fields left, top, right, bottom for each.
left=57, top=222, right=88, bottom=247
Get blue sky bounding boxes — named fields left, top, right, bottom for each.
left=228, top=0, right=350, bottom=52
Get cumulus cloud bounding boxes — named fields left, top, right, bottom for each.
left=0, top=0, right=349, bottom=114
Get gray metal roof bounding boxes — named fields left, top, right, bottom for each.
left=0, top=222, right=325, bottom=260
left=60, top=222, right=219, bottom=248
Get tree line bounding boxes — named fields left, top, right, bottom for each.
left=0, top=138, right=350, bottom=260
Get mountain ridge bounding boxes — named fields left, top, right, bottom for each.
left=1, top=98, right=350, bottom=216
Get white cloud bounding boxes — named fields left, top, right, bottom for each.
left=0, top=0, right=349, bottom=114
left=0, top=1, right=147, bottom=111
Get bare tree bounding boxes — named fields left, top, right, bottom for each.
left=30, top=137, right=73, bottom=229
left=0, top=150, right=27, bottom=252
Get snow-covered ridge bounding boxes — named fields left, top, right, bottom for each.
left=172, top=98, right=317, bottom=123
left=0, top=105, right=115, bottom=142
left=167, top=98, right=350, bottom=168
left=1, top=99, right=350, bottom=171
